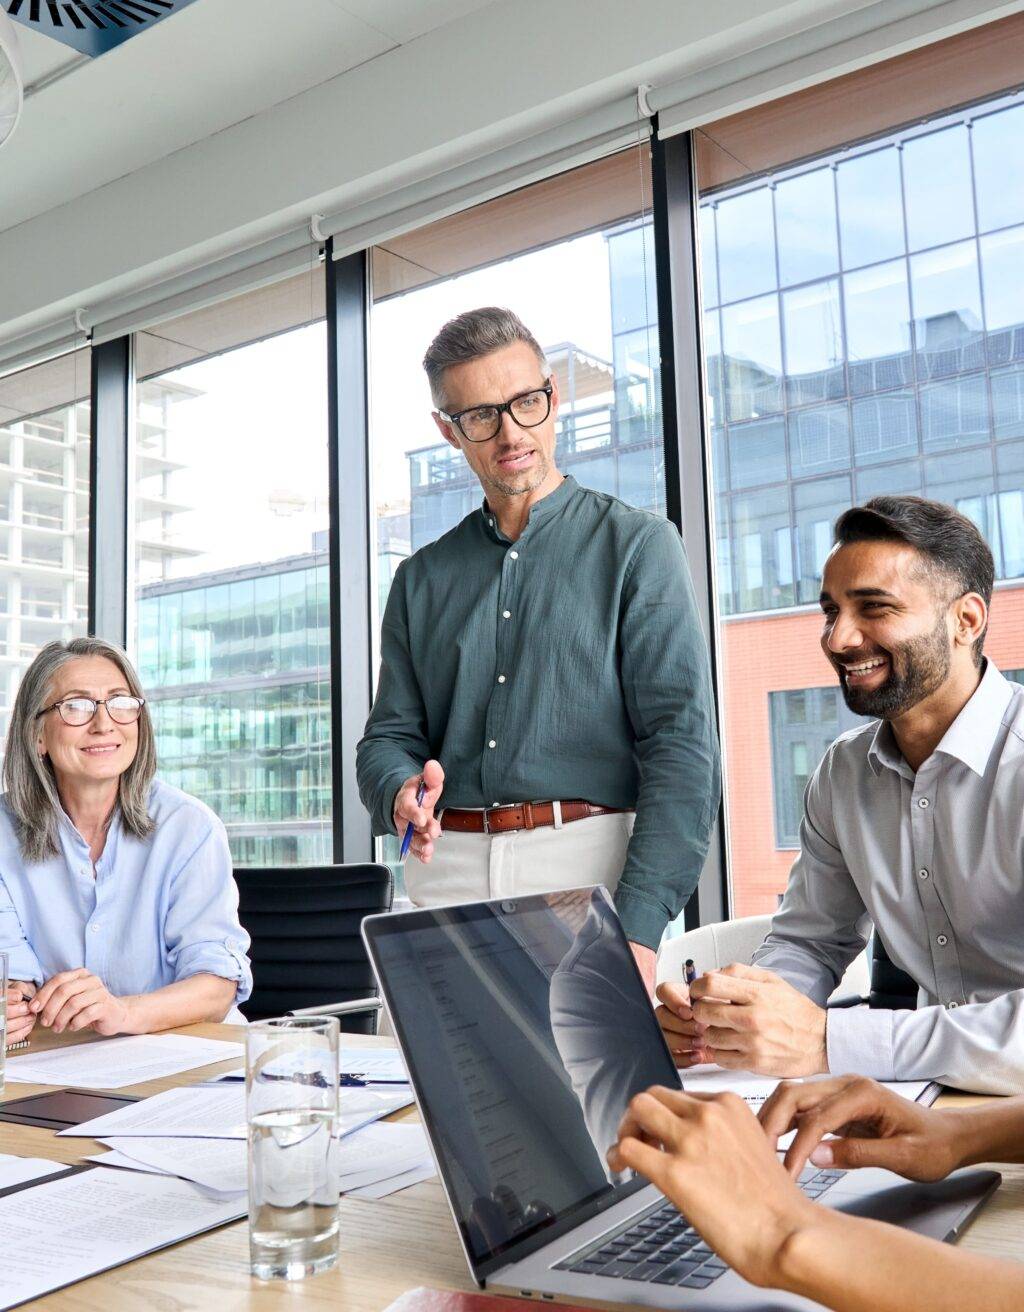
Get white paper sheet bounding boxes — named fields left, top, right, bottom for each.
left=0, top=1154, right=70, bottom=1190
left=0, top=1166, right=245, bottom=1310
left=60, top=1081, right=413, bottom=1141
left=4, top=1034, right=243, bottom=1089
left=97, top=1135, right=247, bottom=1194
left=347, top=1159, right=436, bottom=1198
left=339, top=1046, right=408, bottom=1082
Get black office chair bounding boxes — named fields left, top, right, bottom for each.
left=234, top=863, right=393, bottom=1030
left=827, top=931, right=918, bottom=1010
left=867, top=932, right=918, bottom=1010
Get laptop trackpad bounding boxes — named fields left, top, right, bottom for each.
left=827, top=1167, right=1000, bottom=1237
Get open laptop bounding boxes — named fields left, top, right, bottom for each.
left=362, top=887, right=999, bottom=1311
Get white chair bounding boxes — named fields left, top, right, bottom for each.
left=657, top=913, right=870, bottom=1005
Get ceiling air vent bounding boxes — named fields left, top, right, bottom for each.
left=5, top=0, right=201, bottom=57
left=0, top=7, right=22, bottom=148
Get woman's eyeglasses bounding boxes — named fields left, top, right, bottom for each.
left=37, top=695, right=146, bottom=727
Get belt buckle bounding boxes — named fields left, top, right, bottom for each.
left=482, top=807, right=492, bottom=835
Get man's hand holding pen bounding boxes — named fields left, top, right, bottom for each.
left=394, top=759, right=445, bottom=862
left=6, top=980, right=37, bottom=1047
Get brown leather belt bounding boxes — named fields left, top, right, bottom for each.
left=440, top=800, right=623, bottom=834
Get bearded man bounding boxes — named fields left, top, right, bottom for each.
left=658, top=494, right=1024, bottom=1094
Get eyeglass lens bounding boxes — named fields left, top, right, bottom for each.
left=58, top=697, right=143, bottom=726
left=459, top=387, right=550, bottom=441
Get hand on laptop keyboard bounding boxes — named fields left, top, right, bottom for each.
left=605, top=1085, right=825, bottom=1289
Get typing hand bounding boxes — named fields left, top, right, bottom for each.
left=30, top=969, right=134, bottom=1036
left=689, top=963, right=827, bottom=1077
left=6, top=981, right=37, bottom=1045
left=608, top=1085, right=815, bottom=1290
left=759, top=1075, right=961, bottom=1181
left=655, top=981, right=710, bottom=1067
left=393, top=758, right=445, bottom=862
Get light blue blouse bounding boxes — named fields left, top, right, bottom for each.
left=0, top=779, right=252, bottom=1004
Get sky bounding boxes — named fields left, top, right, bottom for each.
left=145, top=230, right=618, bottom=586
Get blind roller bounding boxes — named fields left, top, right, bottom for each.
left=650, top=0, right=1021, bottom=141
left=0, top=95, right=646, bottom=380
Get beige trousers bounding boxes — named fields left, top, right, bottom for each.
left=403, top=811, right=636, bottom=907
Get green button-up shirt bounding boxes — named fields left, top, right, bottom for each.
left=356, top=476, right=721, bottom=948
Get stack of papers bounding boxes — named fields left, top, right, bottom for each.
left=4, top=1034, right=243, bottom=1089
left=85, top=1121, right=434, bottom=1201
left=0, top=1154, right=71, bottom=1190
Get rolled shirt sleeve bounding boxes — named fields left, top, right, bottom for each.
left=0, top=872, right=44, bottom=985
left=357, top=558, right=432, bottom=837
left=752, top=750, right=872, bottom=1007
left=615, top=521, right=721, bottom=949
left=163, top=819, right=253, bottom=1004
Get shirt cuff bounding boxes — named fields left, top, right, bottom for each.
left=613, top=887, right=669, bottom=951
left=826, top=1004, right=894, bottom=1079
left=174, top=938, right=253, bottom=1005
left=2, top=948, right=43, bottom=988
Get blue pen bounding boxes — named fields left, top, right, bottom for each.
left=399, top=779, right=427, bottom=861
left=684, top=958, right=698, bottom=987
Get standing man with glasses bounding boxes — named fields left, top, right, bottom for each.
left=357, top=307, right=720, bottom=989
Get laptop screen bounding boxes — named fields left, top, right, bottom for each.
left=364, top=887, right=681, bottom=1275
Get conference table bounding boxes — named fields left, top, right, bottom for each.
left=1, top=1023, right=1022, bottom=1311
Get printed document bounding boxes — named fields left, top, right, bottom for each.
left=0, top=1167, right=244, bottom=1310
left=4, top=1034, right=243, bottom=1089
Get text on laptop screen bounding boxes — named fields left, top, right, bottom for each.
left=368, top=888, right=680, bottom=1265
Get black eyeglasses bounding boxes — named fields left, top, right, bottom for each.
left=37, top=696, right=146, bottom=727
left=440, top=381, right=553, bottom=443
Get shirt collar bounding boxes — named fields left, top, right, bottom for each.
left=480, top=475, right=577, bottom=542
left=867, top=659, right=1014, bottom=778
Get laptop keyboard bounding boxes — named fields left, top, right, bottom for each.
left=554, top=1168, right=846, bottom=1291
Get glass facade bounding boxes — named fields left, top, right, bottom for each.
left=702, top=90, right=1024, bottom=915
left=0, top=351, right=91, bottom=749
left=132, top=317, right=332, bottom=866
left=703, top=94, right=1024, bottom=619
left=136, top=558, right=331, bottom=866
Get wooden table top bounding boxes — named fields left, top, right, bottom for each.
left=1, top=1026, right=1021, bottom=1310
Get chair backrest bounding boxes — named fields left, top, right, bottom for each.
left=234, top=863, right=393, bottom=1027
left=657, top=913, right=871, bottom=1005
left=869, top=933, right=918, bottom=1009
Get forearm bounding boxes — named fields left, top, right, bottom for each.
left=778, top=1206, right=1024, bottom=1312
left=122, top=974, right=237, bottom=1033
left=948, top=1099, right=1024, bottom=1167
left=886, top=993, right=1024, bottom=1094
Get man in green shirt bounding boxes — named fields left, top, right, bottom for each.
left=356, top=307, right=720, bottom=989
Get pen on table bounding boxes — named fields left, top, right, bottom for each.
left=684, top=958, right=698, bottom=987
left=339, top=1074, right=409, bottom=1088
left=399, top=778, right=427, bottom=861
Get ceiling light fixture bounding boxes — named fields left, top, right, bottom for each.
left=0, top=7, right=21, bottom=150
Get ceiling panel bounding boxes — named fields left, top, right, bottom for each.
left=11, top=21, right=81, bottom=86
left=0, top=0, right=395, bottom=233
left=329, top=0, right=498, bottom=44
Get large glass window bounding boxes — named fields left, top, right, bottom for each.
left=0, top=350, right=91, bottom=751
left=369, top=148, right=664, bottom=884
left=131, top=268, right=332, bottom=866
left=699, top=88, right=1024, bottom=915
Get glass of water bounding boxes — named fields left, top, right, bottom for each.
left=0, top=951, right=7, bottom=1095
left=246, top=1014, right=340, bottom=1280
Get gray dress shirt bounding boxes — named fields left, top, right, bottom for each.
left=753, top=660, right=1024, bottom=1094
left=356, top=476, right=721, bottom=949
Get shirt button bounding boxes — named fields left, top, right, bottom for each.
left=502, top=610, right=511, bottom=620
left=918, top=798, right=930, bottom=808
left=509, top=551, right=519, bottom=560
left=488, top=740, right=497, bottom=749
left=497, top=675, right=506, bottom=684
left=918, top=868, right=930, bottom=879
left=946, top=1001, right=959, bottom=1009
left=90, top=923, right=101, bottom=933
left=936, top=934, right=948, bottom=946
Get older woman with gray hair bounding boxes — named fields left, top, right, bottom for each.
left=1, top=636, right=251, bottom=1045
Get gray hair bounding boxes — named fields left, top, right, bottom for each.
left=4, top=636, right=157, bottom=864
left=423, top=307, right=549, bottom=409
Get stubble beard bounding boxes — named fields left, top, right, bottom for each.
left=482, top=446, right=552, bottom=500
left=840, top=612, right=953, bottom=718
